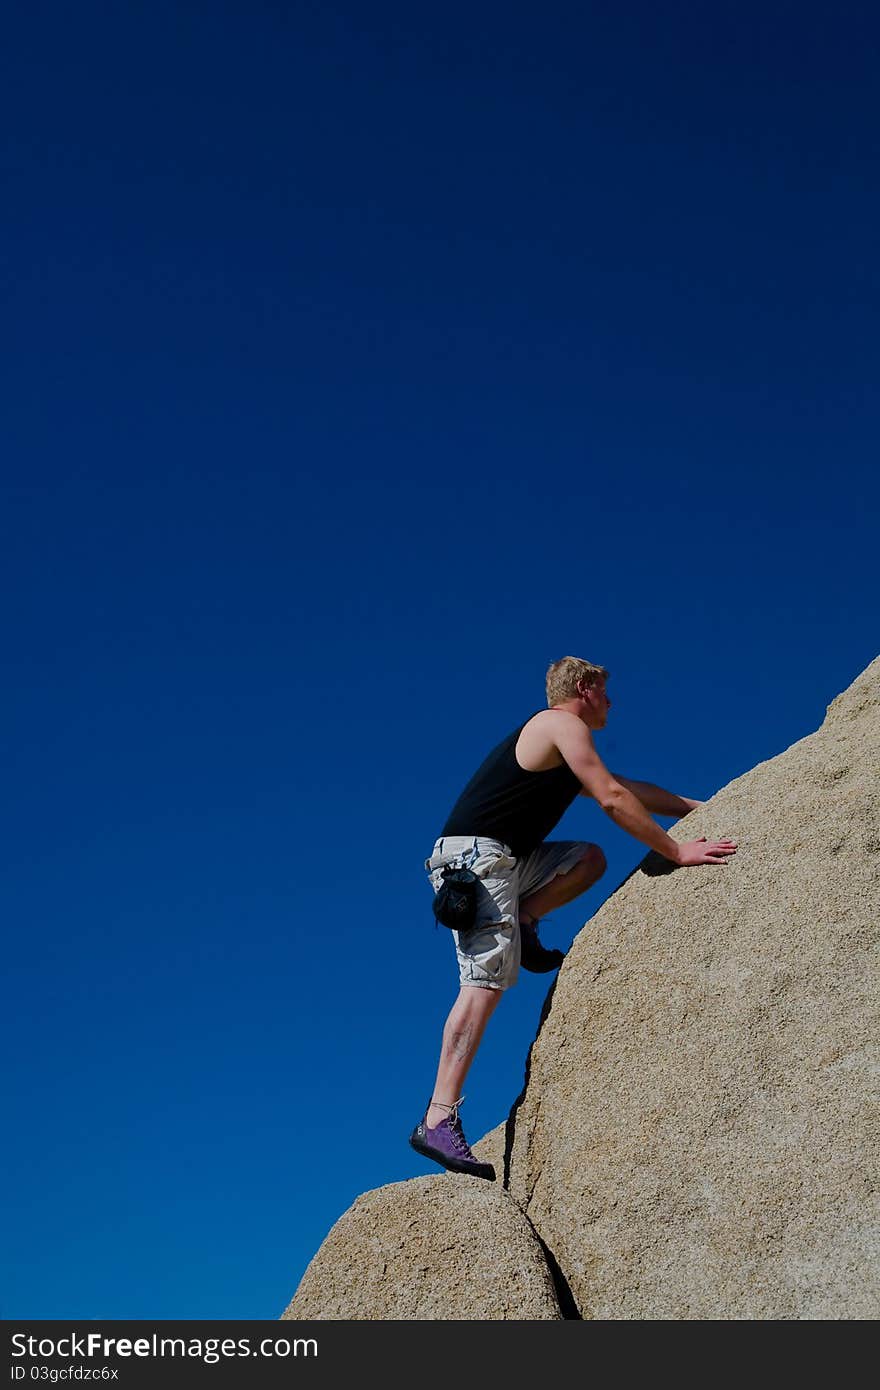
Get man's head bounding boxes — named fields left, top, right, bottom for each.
left=546, top=655, right=611, bottom=729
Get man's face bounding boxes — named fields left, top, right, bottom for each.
left=580, top=679, right=611, bottom=729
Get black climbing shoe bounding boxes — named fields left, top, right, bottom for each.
left=520, top=918, right=565, bottom=973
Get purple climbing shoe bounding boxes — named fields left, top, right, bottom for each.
left=409, top=1098, right=496, bottom=1181
left=520, top=918, right=565, bottom=973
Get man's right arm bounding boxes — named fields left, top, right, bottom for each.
left=551, top=717, right=736, bottom=867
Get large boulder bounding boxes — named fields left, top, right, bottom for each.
left=283, top=656, right=879, bottom=1319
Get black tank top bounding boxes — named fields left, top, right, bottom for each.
left=440, top=714, right=582, bottom=858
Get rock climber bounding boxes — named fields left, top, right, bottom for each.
left=410, top=654, right=737, bottom=1180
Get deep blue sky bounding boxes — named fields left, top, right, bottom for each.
left=2, top=1, right=877, bottom=1319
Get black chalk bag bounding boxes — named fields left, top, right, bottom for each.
left=432, top=865, right=479, bottom=931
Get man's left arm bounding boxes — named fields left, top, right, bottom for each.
left=582, top=774, right=702, bottom=819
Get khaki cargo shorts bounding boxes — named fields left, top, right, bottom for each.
left=425, top=834, right=589, bottom=991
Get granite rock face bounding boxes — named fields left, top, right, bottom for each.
left=281, top=1175, right=562, bottom=1320
left=283, top=657, right=879, bottom=1319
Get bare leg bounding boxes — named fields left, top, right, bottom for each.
left=426, top=985, right=502, bottom=1128
left=519, top=844, right=606, bottom=925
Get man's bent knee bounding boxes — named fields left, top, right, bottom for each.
left=579, top=843, right=607, bottom=878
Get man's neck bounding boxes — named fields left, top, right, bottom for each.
left=551, top=699, right=591, bottom=724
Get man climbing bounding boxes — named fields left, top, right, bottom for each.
left=410, top=655, right=737, bottom=1181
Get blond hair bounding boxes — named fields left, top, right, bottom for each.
left=545, top=655, right=609, bottom=707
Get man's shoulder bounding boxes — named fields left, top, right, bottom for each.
left=516, top=709, right=593, bottom=766
left=525, top=710, right=597, bottom=758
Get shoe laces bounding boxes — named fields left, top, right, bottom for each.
left=431, top=1094, right=475, bottom=1157
left=446, top=1099, right=475, bottom=1158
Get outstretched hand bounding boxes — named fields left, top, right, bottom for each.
left=675, top=836, right=738, bottom=867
